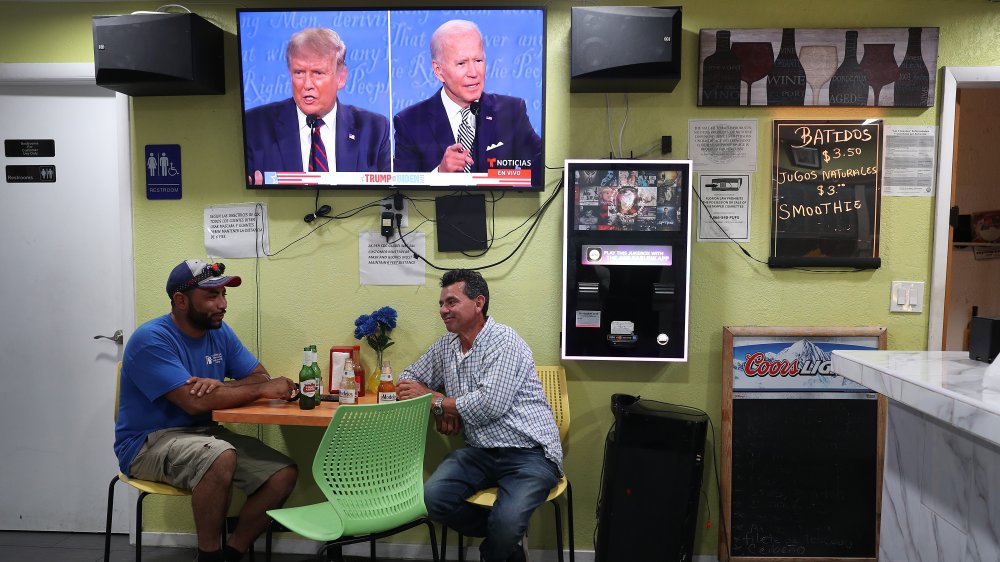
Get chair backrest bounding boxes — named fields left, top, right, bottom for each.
left=536, top=365, right=570, bottom=442
left=313, top=394, right=432, bottom=537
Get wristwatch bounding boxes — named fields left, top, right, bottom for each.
left=432, top=396, right=445, bottom=416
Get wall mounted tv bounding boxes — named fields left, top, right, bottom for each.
left=237, top=8, right=546, bottom=191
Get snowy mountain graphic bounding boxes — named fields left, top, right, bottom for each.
left=733, top=339, right=866, bottom=390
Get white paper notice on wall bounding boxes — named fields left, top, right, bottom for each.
left=205, top=204, right=270, bottom=259
left=688, top=118, right=758, bottom=171
left=359, top=231, right=426, bottom=286
left=882, top=125, right=936, bottom=197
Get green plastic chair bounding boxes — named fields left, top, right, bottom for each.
left=264, top=394, right=438, bottom=561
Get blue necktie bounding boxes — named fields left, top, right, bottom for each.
left=309, top=118, right=329, bottom=172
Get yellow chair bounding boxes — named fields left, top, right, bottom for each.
left=443, top=365, right=575, bottom=562
left=103, top=362, right=246, bottom=561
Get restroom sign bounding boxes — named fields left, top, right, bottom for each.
left=145, top=144, right=182, bottom=200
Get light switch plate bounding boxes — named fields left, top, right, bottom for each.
left=890, top=281, right=924, bottom=313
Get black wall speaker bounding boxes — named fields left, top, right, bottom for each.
left=93, top=13, right=225, bottom=96
left=570, top=6, right=682, bottom=93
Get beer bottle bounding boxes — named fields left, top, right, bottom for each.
left=352, top=346, right=366, bottom=397
left=377, top=359, right=397, bottom=403
left=339, top=357, right=357, bottom=404
left=298, top=347, right=317, bottom=410
left=309, top=344, right=322, bottom=398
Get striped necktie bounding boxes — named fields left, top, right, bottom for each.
left=457, top=107, right=475, bottom=173
left=308, top=118, right=329, bottom=172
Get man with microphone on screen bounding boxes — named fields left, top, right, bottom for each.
left=243, top=28, right=391, bottom=184
left=392, top=20, right=542, bottom=176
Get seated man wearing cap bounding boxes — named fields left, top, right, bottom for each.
left=114, top=259, right=300, bottom=562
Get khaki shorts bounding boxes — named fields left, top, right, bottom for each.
left=129, top=426, right=294, bottom=495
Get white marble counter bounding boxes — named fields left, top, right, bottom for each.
left=833, top=350, right=1000, bottom=562
left=832, top=350, right=1000, bottom=448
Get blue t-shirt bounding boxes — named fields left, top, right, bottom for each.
left=114, top=314, right=259, bottom=474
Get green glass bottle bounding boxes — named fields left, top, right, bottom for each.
left=309, top=344, right=322, bottom=398
left=298, top=347, right=317, bottom=410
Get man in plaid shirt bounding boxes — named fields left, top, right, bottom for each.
left=398, top=269, right=562, bottom=562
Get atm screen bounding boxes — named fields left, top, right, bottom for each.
left=573, top=166, right=684, bottom=232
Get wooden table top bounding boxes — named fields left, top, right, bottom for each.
left=213, top=394, right=378, bottom=427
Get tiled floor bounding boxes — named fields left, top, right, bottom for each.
left=0, top=531, right=431, bottom=562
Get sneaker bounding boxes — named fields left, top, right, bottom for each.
left=506, top=540, right=529, bottom=562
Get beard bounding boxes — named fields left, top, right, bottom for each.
left=186, top=305, right=223, bottom=331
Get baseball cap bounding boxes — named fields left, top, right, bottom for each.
left=166, top=259, right=242, bottom=297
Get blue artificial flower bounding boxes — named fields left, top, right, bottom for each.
left=354, top=307, right=397, bottom=355
left=373, top=306, right=398, bottom=330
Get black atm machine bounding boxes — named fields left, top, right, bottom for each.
left=596, top=395, right=708, bottom=562
left=561, top=159, right=693, bottom=361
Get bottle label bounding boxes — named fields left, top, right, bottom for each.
left=339, top=389, right=357, bottom=404
left=378, top=391, right=397, bottom=403
left=301, top=379, right=317, bottom=397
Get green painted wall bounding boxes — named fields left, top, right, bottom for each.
left=4, top=0, right=999, bottom=556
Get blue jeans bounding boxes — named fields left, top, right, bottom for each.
left=424, top=446, right=560, bottom=562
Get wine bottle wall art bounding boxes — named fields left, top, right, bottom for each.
left=698, top=27, right=938, bottom=107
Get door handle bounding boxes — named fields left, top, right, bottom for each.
left=94, top=329, right=124, bottom=344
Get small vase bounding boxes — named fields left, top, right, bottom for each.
left=368, top=351, right=384, bottom=394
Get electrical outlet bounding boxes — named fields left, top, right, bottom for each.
left=889, top=281, right=924, bottom=313
left=378, top=197, right=408, bottom=228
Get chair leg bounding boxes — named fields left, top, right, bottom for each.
left=135, top=491, right=148, bottom=562
left=440, top=525, right=448, bottom=562
left=457, top=532, right=465, bottom=562
left=370, top=539, right=376, bottom=561
left=425, top=520, right=440, bottom=562
left=551, top=500, right=564, bottom=562
left=104, top=475, right=120, bottom=562
left=566, top=481, right=575, bottom=562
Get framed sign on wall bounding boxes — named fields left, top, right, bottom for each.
left=769, top=119, right=883, bottom=269
left=698, top=27, right=938, bottom=107
left=720, top=326, right=887, bottom=562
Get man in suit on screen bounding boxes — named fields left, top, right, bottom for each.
left=243, top=28, right=390, bottom=184
left=392, top=20, right=542, bottom=179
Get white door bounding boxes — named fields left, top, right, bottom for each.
left=0, top=64, right=134, bottom=531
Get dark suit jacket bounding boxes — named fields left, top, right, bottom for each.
left=392, top=90, right=542, bottom=180
left=244, top=98, right=391, bottom=176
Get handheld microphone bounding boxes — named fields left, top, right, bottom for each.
left=469, top=100, right=481, bottom=171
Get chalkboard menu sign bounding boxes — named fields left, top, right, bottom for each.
left=721, top=326, right=886, bottom=562
left=769, top=119, right=882, bottom=269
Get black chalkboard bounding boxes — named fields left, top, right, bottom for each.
left=730, top=397, right=878, bottom=558
left=769, top=119, right=883, bottom=269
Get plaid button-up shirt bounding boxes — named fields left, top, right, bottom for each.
left=400, top=317, right=563, bottom=473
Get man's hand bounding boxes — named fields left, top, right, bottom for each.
left=438, top=143, right=474, bottom=173
left=396, top=379, right=432, bottom=400
left=186, top=377, right=223, bottom=397
left=435, top=413, right=462, bottom=436
left=259, top=377, right=298, bottom=401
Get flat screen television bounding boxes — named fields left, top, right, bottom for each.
left=237, top=8, right=546, bottom=191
